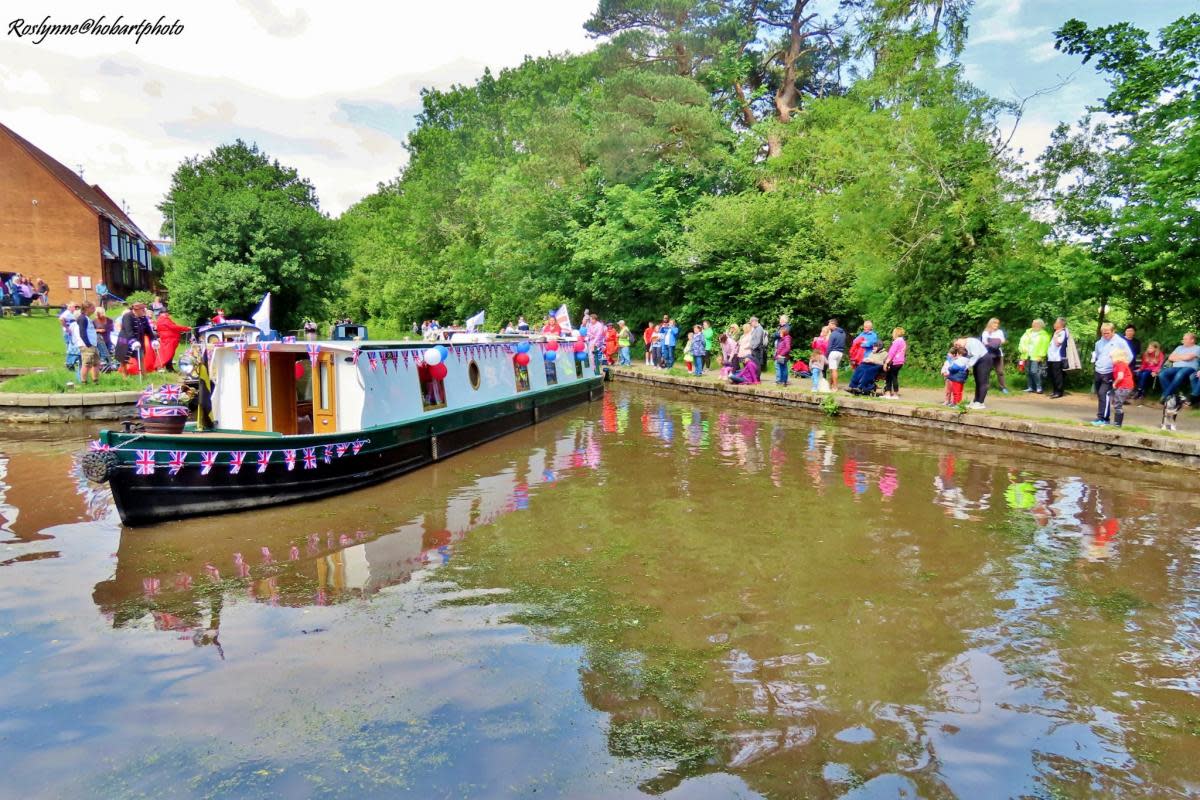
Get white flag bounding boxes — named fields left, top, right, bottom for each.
left=251, top=292, right=271, bottom=334
left=465, top=309, right=485, bottom=331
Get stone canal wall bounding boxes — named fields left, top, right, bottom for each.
left=608, top=367, right=1200, bottom=469
left=0, top=390, right=141, bottom=423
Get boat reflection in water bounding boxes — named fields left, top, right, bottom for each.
left=90, top=417, right=604, bottom=650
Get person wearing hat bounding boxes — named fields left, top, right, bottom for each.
left=117, top=302, right=157, bottom=374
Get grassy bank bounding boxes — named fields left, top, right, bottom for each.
left=0, top=315, right=68, bottom=368
left=0, top=369, right=149, bottom=394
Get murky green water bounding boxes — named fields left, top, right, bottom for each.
left=1, top=386, right=1198, bottom=798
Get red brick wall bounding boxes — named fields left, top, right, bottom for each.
left=0, top=132, right=102, bottom=304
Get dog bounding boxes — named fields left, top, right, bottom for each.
left=1162, top=393, right=1183, bottom=431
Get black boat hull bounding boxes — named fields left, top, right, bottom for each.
left=104, top=377, right=604, bottom=526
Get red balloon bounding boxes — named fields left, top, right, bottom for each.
left=573, top=339, right=586, bottom=352
left=429, top=362, right=448, bottom=380
left=514, top=352, right=530, bottom=366
left=545, top=340, right=559, bottom=351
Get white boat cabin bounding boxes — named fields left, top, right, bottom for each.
left=208, top=335, right=591, bottom=435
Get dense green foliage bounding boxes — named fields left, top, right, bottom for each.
left=1039, top=13, right=1200, bottom=335
left=159, top=141, right=350, bottom=329
left=326, top=3, right=1196, bottom=363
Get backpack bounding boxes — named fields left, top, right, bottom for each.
left=948, top=362, right=969, bottom=383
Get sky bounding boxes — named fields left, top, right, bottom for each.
left=0, top=0, right=1185, bottom=239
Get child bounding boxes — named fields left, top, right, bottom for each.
left=718, top=332, right=735, bottom=378
left=1110, top=348, right=1135, bottom=427
left=683, top=332, right=696, bottom=373
left=1133, top=341, right=1163, bottom=399
left=942, top=344, right=969, bottom=405
left=809, top=350, right=826, bottom=392
left=774, top=325, right=792, bottom=386
left=690, top=324, right=707, bottom=376
left=882, top=327, right=907, bottom=399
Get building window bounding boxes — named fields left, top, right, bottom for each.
left=109, top=224, right=118, bottom=256
left=468, top=361, right=481, bottom=390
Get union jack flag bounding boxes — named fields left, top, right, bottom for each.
left=135, top=450, right=156, bottom=475
left=351, top=439, right=366, bottom=455
left=87, top=440, right=111, bottom=452
left=302, top=447, right=317, bottom=469
left=381, top=351, right=389, bottom=374
left=235, top=341, right=248, bottom=362
left=158, top=384, right=182, bottom=401
left=168, top=450, right=187, bottom=476
left=335, top=443, right=349, bottom=458
left=402, top=350, right=409, bottom=367
left=284, top=449, right=297, bottom=471
left=351, top=348, right=361, bottom=365
left=307, top=343, right=320, bottom=366
left=283, top=336, right=296, bottom=344
left=200, top=451, right=218, bottom=475
left=322, top=444, right=334, bottom=464
left=141, top=384, right=156, bottom=397
left=367, top=352, right=378, bottom=372
left=257, top=342, right=271, bottom=362
left=257, top=450, right=272, bottom=473
left=229, top=451, right=247, bottom=474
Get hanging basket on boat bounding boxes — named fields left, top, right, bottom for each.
left=137, top=384, right=191, bottom=434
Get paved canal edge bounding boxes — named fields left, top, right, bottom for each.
left=0, top=390, right=141, bottom=423
left=608, top=367, right=1200, bottom=469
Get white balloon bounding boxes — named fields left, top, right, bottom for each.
left=423, top=347, right=443, bottom=365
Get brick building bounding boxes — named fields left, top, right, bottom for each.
left=0, top=121, right=158, bottom=305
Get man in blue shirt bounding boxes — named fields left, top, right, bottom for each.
left=859, top=320, right=879, bottom=358
left=1091, top=323, right=1133, bottom=425
left=1159, top=332, right=1200, bottom=402
left=661, top=318, right=679, bottom=369
left=826, top=318, right=846, bottom=391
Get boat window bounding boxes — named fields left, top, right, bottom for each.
left=318, top=360, right=331, bottom=409
left=419, top=363, right=447, bottom=410
left=246, top=359, right=260, bottom=407
left=513, top=360, right=531, bottom=393
left=574, top=358, right=583, bottom=379
left=544, top=355, right=558, bottom=386
left=468, top=361, right=481, bottom=390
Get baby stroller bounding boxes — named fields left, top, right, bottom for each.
left=847, top=352, right=887, bottom=396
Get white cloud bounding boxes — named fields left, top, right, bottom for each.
left=0, top=0, right=599, bottom=235
left=1028, top=41, right=1059, bottom=63
left=970, top=0, right=1044, bottom=46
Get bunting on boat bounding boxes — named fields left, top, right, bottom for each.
left=96, top=438, right=372, bottom=477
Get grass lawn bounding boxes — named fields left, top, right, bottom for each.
left=0, top=369, right=151, bottom=394
left=0, top=315, right=69, bottom=368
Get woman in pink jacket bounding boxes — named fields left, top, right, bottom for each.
left=882, top=327, right=907, bottom=399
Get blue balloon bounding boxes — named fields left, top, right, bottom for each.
left=575, top=350, right=587, bottom=361
left=544, top=350, right=557, bottom=362
left=434, top=344, right=449, bottom=361
left=516, top=341, right=531, bottom=354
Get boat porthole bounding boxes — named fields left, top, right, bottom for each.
left=468, top=361, right=481, bottom=390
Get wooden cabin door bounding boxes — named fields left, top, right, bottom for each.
left=313, top=351, right=337, bottom=432
left=269, top=354, right=298, bottom=435
left=241, top=351, right=268, bottom=432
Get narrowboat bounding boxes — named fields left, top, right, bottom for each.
left=84, top=334, right=604, bottom=526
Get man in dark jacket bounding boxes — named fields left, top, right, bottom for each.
left=826, top=318, right=847, bottom=391
left=116, top=302, right=157, bottom=374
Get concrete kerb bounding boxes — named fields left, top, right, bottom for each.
left=0, top=390, right=142, bottom=423
left=608, top=367, right=1200, bottom=468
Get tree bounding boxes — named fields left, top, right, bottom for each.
left=1040, top=14, right=1200, bottom=332
left=159, top=141, right=349, bottom=329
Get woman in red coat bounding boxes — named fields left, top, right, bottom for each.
left=154, top=304, right=192, bottom=371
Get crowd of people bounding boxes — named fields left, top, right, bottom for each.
left=0, top=273, right=50, bottom=310
left=597, top=312, right=1199, bottom=430
left=57, top=295, right=192, bottom=383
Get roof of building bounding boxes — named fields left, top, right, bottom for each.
left=0, top=121, right=156, bottom=246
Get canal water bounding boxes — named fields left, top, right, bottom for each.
left=1, top=386, right=1197, bottom=799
